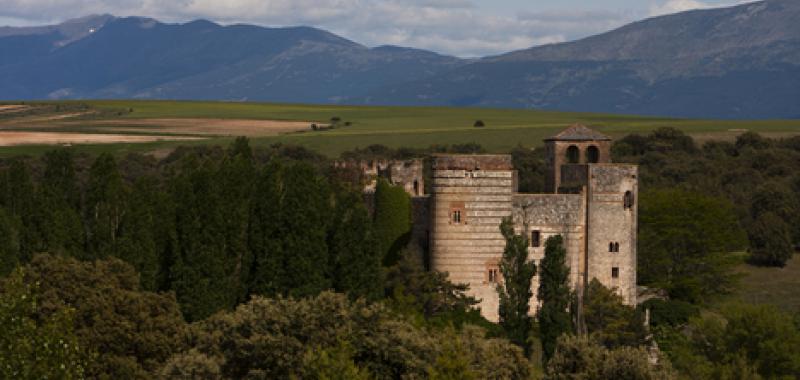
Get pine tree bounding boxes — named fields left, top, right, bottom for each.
left=497, top=217, right=537, bottom=355
left=373, top=178, right=411, bottom=266
left=329, top=191, right=383, bottom=301
left=538, top=234, right=572, bottom=362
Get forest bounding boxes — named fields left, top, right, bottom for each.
left=1, top=129, right=799, bottom=379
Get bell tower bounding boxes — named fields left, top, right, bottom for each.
left=544, top=124, right=612, bottom=193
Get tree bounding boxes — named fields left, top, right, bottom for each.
left=247, top=159, right=285, bottom=297
left=748, top=212, right=794, bottom=266
left=497, top=217, right=536, bottom=355
left=638, top=189, right=747, bottom=303
left=547, top=335, right=675, bottom=380
left=84, top=153, right=127, bottom=260
left=373, top=178, right=411, bottom=266
left=663, top=303, right=800, bottom=379
left=115, top=177, right=166, bottom=291
left=0, top=269, right=87, bottom=380
left=583, top=279, right=647, bottom=349
left=38, top=149, right=83, bottom=257
left=329, top=191, right=384, bottom=301
left=169, top=157, right=237, bottom=321
left=538, top=235, right=572, bottom=362
left=20, top=254, right=188, bottom=379
left=0, top=160, right=39, bottom=262
left=0, top=208, right=20, bottom=276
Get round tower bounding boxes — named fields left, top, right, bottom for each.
left=429, top=154, right=515, bottom=322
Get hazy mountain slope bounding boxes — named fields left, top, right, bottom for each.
left=0, top=16, right=463, bottom=101
left=362, top=0, right=800, bottom=119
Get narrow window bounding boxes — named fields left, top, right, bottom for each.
left=450, top=202, right=466, bottom=225
left=413, top=180, right=419, bottom=196
left=531, top=230, right=541, bottom=247
left=566, top=145, right=580, bottom=164
left=612, top=267, right=619, bottom=279
left=624, top=191, right=634, bottom=210
left=614, top=242, right=620, bottom=252
left=488, top=269, right=495, bottom=283
left=452, top=210, right=461, bottom=224
left=609, top=242, right=614, bottom=252
left=587, top=145, right=600, bottom=163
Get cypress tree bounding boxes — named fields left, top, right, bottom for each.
left=538, top=235, right=572, bottom=362
left=85, top=153, right=127, bottom=260
left=373, top=178, right=411, bottom=266
left=39, top=149, right=83, bottom=257
left=248, top=159, right=285, bottom=297
left=0, top=160, right=39, bottom=262
left=169, top=157, right=234, bottom=321
left=280, top=162, right=331, bottom=297
left=218, top=138, right=255, bottom=302
left=0, top=208, right=20, bottom=275
left=115, top=177, right=162, bottom=291
left=329, top=191, right=383, bottom=301
left=497, top=217, right=537, bottom=355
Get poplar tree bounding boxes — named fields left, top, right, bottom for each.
left=247, top=159, right=285, bottom=297
left=538, top=235, right=572, bottom=362
left=497, top=217, right=536, bottom=355
left=0, top=209, right=20, bottom=276
left=0, top=160, right=40, bottom=262
left=115, top=177, right=162, bottom=291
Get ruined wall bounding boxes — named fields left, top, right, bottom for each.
left=586, top=164, right=638, bottom=305
left=512, top=194, right=586, bottom=310
left=430, top=155, right=514, bottom=322
left=335, top=159, right=424, bottom=197
left=545, top=140, right=611, bottom=193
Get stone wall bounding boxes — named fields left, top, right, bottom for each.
left=586, top=164, right=638, bottom=305
left=513, top=194, right=586, bottom=310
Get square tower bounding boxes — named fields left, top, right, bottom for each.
left=545, top=124, right=612, bottom=193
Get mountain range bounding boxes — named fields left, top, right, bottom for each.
left=1, top=0, right=798, bottom=119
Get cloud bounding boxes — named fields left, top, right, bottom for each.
left=0, top=0, right=647, bottom=57
left=649, top=0, right=753, bottom=17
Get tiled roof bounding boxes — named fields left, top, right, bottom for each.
left=545, top=124, right=611, bottom=141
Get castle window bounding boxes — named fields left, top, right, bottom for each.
left=566, top=145, right=580, bottom=164
left=612, top=267, right=619, bottom=279
left=531, top=230, right=541, bottom=247
left=452, top=210, right=461, bottom=224
left=413, top=180, right=420, bottom=196
left=488, top=269, right=500, bottom=283
left=609, top=242, right=614, bottom=252
left=587, top=145, right=600, bottom=163
left=450, top=202, right=465, bottom=225
left=614, top=242, right=620, bottom=252
left=624, top=191, right=634, bottom=210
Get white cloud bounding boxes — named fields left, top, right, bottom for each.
left=649, top=0, right=753, bottom=17
left=1, top=0, right=730, bottom=57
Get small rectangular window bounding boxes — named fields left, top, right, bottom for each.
left=531, top=230, right=541, bottom=247
left=612, top=267, right=619, bottom=279
left=452, top=210, right=461, bottom=224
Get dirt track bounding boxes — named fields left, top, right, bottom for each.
left=0, top=132, right=202, bottom=146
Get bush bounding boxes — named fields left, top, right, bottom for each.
left=547, top=335, right=675, bottom=379
left=473, top=120, right=485, bottom=128
left=748, top=212, right=794, bottom=266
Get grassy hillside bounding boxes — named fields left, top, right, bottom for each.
left=728, top=256, right=800, bottom=313
left=2, top=100, right=799, bottom=157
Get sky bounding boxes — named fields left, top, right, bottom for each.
left=0, top=0, right=754, bottom=57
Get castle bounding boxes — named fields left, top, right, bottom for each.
left=351, top=125, right=637, bottom=322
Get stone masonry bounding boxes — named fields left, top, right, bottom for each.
left=349, top=124, right=637, bottom=322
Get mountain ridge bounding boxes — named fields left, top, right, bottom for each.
left=0, top=0, right=797, bottom=119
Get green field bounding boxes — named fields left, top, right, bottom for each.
left=3, top=100, right=800, bottom=157
left=726, top=255, right=800, bottom=313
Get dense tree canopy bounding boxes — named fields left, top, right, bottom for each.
left=638, top=189, right=747, bottom=302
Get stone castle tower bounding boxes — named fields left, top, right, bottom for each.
left=429, top=125, right=637, bottom=321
